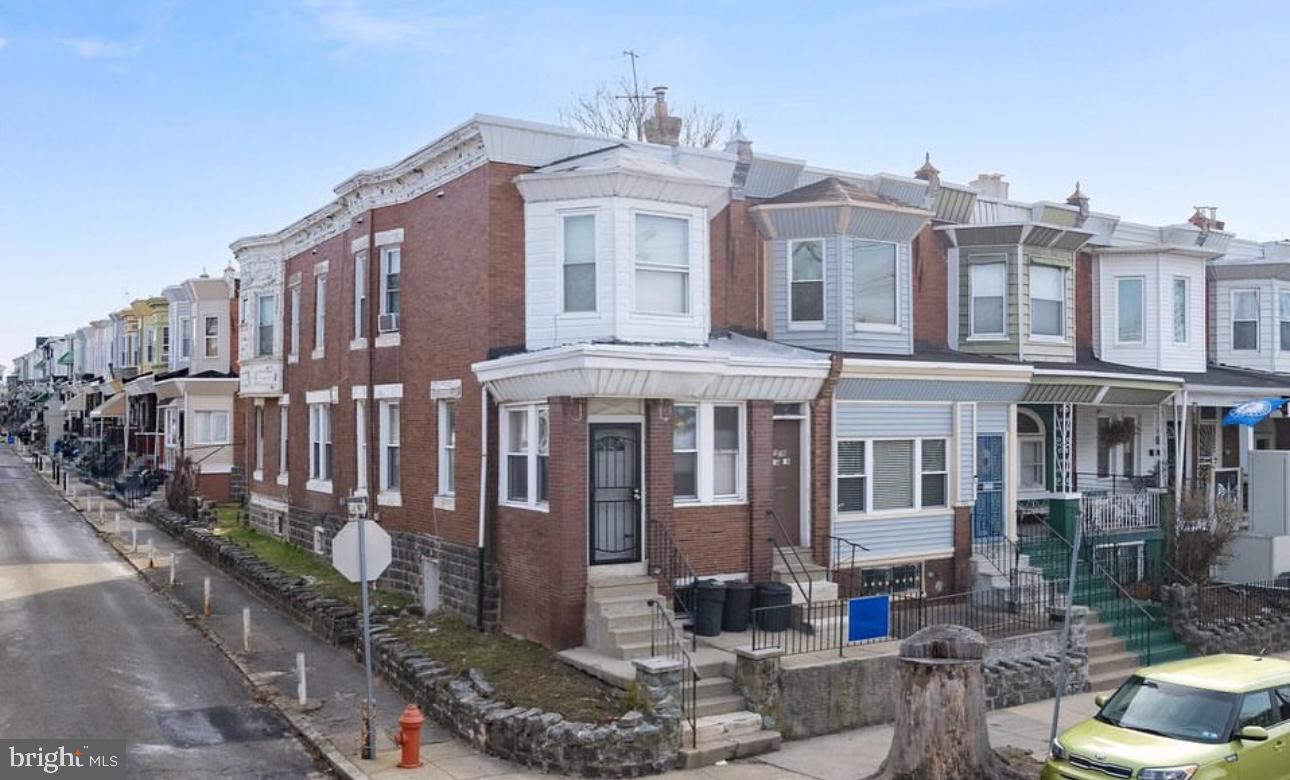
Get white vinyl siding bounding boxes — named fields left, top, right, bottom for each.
left=1028, top=264, right=1065, bottom=338
left=969, top=262, right=1006, bottom=338
left=634, top=214, right=690, bottom=314
left=562, top=214, right=596, bottom=313
left=1116, top=277, right=1145, bottom=344
left=789, top=239, right=825, bottom=328
left=673, top=402, right=745, bottom=504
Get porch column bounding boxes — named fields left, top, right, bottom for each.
left=546, top=397, right=588, bottom=649
left=1053, top=403, right=1073, bottom=494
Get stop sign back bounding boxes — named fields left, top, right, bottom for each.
left=331, top=520, right=392, bottom=583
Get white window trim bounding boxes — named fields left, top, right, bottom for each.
left=253, top=405, right=264, bottom=479
left=379, top=245, right=401, bottom=320
left=851, top=237, right=901, bottom=332
left=1172, top=276, right=1190, bottom=345
left=312, top=273, right=327, bottom=360
left=787, top=238, right=827, bottom=331
left=1114, top=275, right=1147, bottom=345
left=255, top=293, right=276, bottom=358
left=558, top=211, right=599, bottom=316
left=631, top=209, right=693, bottom=318
left=1017, top=408, right=1046, bottom=496
left=202, top=316, right=220, bottom=358
left=378, top=397, right=401, bottom=505
left=835, top=436, right=950, bottom=519
left=192, top=410, right=231, bottom=446
left=438, top=398, right=456, bottom=500
left=277, top=404, right=289, bottom=486
left=1231, top=288, right=1260, bottom=352
left=307, top=401, right=333, bottom=494
left=1027, top=262, right=1067, bottom=342
left=1279, top=288, right=1290, bottom=353
left=672, top=402, right=747, bottom=506
left=967, top=256, right=1008, bottom=340
left=499, top=402, right=549, bottom=512
left=354, top=399, right=367, bottom=497
left=353, top=249, right=368, bottom=341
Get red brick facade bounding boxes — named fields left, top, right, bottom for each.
left=912, top=224, right=950, bottom=348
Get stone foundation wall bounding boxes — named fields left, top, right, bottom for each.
left=141, top=502, right=675, bottom=777
left=1162, top=583, right=1290, bottom=656
left=734, top=613, right=1088, bottom=740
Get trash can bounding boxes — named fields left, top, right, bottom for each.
left=722, top=582, right=755, bottom=632
left=754, top=581, right=793, bottom=632
left=693, top=579, right=727, bottom=637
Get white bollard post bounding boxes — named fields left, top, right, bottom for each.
left=131, top=527, right=138, bottom=553
left=114, top=513, right=120, bottom=536
left=169, top=553, right=176, bottom=586
left=203, top=577, right=211, bottom=617
left=146, top=539, right=155, bottom=567
left=243, top=607, right=251, bottom=653
left=296, top=652, right=307, bottom=706
left=98, top=502, right=105, bottom=523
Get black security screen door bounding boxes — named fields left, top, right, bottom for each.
left=589, top=424, right=642, bottom=565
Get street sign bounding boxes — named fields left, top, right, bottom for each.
left=331, top=520, right=392, bottom=583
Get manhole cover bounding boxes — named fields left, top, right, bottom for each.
left=155, top=704, right=289, bottom=748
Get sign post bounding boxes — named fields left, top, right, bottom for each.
left=333, top=495, right=392, bottom=761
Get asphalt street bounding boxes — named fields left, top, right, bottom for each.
left=0, top=446, right=327, bottom=778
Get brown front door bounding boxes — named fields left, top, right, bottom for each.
left=771, top=419, right=801, bottom=547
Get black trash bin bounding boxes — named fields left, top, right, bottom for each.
left=722, top=582, right=755, bottom=632
left=693, top=579, right=727, bottom=637
left=754, top=581, right=793, bottom=632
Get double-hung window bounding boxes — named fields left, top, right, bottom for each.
left=288, top=285, right=300, bottom=358
left=193, top=410, right=230, bottom=445
left=179, top=317, right=192, bottom=359
left=278, top=405, right=288, bottom=477
left=835, top=438, right=948, bottom=514
left=314, top=273, right=327, bottom=354
left=203, top=316, right=219, bottom=358
left=380, top=401, right=400, bottom=495
left=144, top=326, right=155, bottom=363
left=353, top=250, right=367, bottom=339
left=562, top=214, right=596, bottom=312
left=354, top=400, right=367, bottom=494
left=1173, top=277, right=1189, bottom=344
left=501, top=404, right=549, bottom=508
left=256, top=294, right=275, bottom=356
left=969, top=260, right=1006, bottom=337
left=161, top=326, right=170, bottom=362
left=1280, top=292, right=1290, bottom=352
left=853, top=240, right=897, bottom=327
left=1116, top=277, right=1144, bottom=343
left=254, top=407, right=264, bottom=473
left=380, top=246, right=400, bottom=322
left=438, top=400, right=456, bottom=497
left=789, top=239, right=825, bottom=327
left=1029, top=264, right=1065, bottom=339
left=308, top=403, right=332, bottom=484
left=672, top=403, right=745, bottom=503
left=1233, top=289, right=1260, bottom=351
left=634, top=214, right=690, bottom=314
left=1018, top=409, right=1046, bottom=493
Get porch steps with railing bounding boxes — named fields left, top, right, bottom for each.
left=771, top=546, right=838, bottom=604
left=679, top=657, right=781, bottom=769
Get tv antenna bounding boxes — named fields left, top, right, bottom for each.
left=617, top=49, right=651, bottom=141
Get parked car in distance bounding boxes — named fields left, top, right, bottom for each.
left=1044, top=654, right=1290, bottom=780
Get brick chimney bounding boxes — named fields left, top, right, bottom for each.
left=1066, top=182, right=1090, bottom=226
left=724, top=121, right=753, bottom=199
left=969, top=173, right=1009, bottom=200
left=642, top=86, right=682, bottom=147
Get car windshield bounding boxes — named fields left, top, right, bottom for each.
left=1096, top=676, right=1238, bottom=744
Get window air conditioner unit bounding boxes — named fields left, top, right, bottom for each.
left=378, top=313, right=400, bottom=333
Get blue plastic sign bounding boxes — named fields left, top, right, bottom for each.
left=1223, top=398, right=1289, bottom=427
left=847, top=594, right=891, bottom=642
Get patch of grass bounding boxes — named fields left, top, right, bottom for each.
left=392, top=614, right=628, bottom=723
left=212, top=505, right=410, bottom=611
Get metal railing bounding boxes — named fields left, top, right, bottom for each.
left=766, top=510, right=813, bottom=606
left=1082, top=491, right=1164, bottom=533
left=646, top=522, right=699, bottom=617
left=1195, top=580, right=1290, bottom=631
left=827, top=535, right=870, bottom=599
left=645, top=599, right=700, bottom=747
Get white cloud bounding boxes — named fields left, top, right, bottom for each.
left=295, top=0, right=438, bottom=48
left=61, top=37, right=144, bottom=60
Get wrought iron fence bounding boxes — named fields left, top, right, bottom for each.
left=646, top=522, right=698, bottom=617
left=1195, top=580, right=1290, bottom=631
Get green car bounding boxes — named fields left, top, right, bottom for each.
left=1044, top=654, right=1290, bottom=780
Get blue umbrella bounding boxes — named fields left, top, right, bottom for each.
left=1222, top=397, right=1290, bottom=427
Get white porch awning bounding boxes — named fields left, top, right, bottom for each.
left=124, top=374, right=155, bottom=397
left=89, top=392, right=126, bottom=419
left=61, top=388, right=89, bottom=413
left=473, top=334, right=831, bottom=404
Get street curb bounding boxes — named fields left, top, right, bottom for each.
left=23, top=456, right=372, bottom=780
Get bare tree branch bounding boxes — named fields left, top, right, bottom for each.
left=558, top=75, right=738, bottom=148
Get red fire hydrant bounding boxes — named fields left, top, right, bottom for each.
left=394, top=704, right=424, bottom=768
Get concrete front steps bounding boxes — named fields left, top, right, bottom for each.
left=771, top=547, right=838, bottom=605
left=680, top=654, right=781, bottom=769
left=1084, top=612, right=1191, bottom=693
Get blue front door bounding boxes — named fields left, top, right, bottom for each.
left=973, top=434, right=1004, bottom=539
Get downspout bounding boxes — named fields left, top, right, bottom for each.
left=363, top=212, right=377, bottom=513
left=476, top=382, right=491, bottom=630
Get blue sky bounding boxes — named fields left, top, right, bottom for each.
left=3, top=0, right=1290, bottom=368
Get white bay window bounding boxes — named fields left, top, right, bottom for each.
left=1029, top=264, right=1065, bottom=339
left=1232, top=289, right=1259, bottom=351
left=789, top=239, right=825, bottom=327
left=853, top=240, right=897, bottom=327
left=969, top=260, right=1006, bottom=338
left=835, top=438, right=949, bottom=515
left=634, top=214, right=690, bottom=314
left=193, top=410, right=230, bottom=445
left=672, top=402, right=745, bottom=504
left=1116, top=277, right=1144, bottom=344
left=562, top=214, right=596, bottom=313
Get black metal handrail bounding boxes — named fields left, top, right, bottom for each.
left=1194, top=579, right=1290, bottom=631
left=646, top=521, right=699, bottom=617
left=765, top=509, right=813, bottom=606
left=827, top=535, right=870, bottom=599
left=646, top=599, right=700, bottom=747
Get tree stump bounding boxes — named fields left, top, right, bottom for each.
left=864, top=625, right=1025, bottom=780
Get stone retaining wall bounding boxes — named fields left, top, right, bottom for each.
left=141, top=502, right=675, bottom=776
left=1162, top=583, right=1290, bottom=656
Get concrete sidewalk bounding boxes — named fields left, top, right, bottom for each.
left=39, top=459, right=1096, bottom=780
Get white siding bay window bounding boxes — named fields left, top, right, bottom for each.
left=789, top=239, right=825, bottom=328
left=672, top=402, right=745, bottom=504
left=1173, top=277, right=1189, bottom=344
left=562, top=214, right=596, bottom=313
left=193, top=410, right=230, bottom=445
left=1232, top=289, right=1260, bottom=351
left=501, top=404, right=549, bottom=510
left=853, top=240, right=897, bottom=328
left=969, top=261, right=1006, bottom=338
left=836, top=438, right=948, bottom=516
left=1028, top=264, right=1065, bottom=339
left=634, top=213, right=690, bottom=315
left=1280, top=291, right=1290, bottom=352
left=1116, top=277, right=1145, bottom=344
